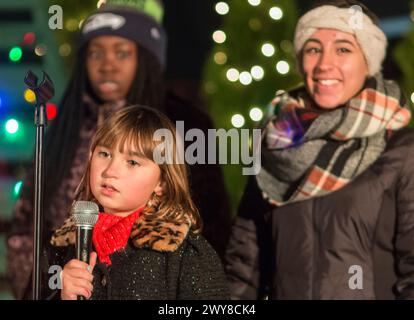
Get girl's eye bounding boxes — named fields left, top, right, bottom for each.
left=127, top=160, right=140, bottom=167
left=98, top=151, right=110, bottom=158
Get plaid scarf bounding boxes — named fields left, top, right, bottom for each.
left=256, top=75, right=412, bottom=207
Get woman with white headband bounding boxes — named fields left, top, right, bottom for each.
left=225, top=0, right=414, bottom=299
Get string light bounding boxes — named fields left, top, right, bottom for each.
left=411, top=92, right=414, bottom=104
left=46, top=103, right=58, bottom=120
left=14, top=181, right=23, bottom=197
left=212, top=30, right=226, bottom=44
left=5, top=119, right=19, bottom=134
left=248, top=18, right=262, bottom=31
left=214, top=52, right=227, bottom=65
left=65, top=19, right=78, bottom=32
left=226, top=68, right=240, bottom=82
left=231, top=114, right=245, bottom=128
left=261, top=43, right=275, bottom=57
left=239, top=72, right=252, bottom=85
left=22, top=32, right=36, bottom=46
left=24, top=89, right=36, bottom=103
left=9, top=47, right=22, bottom=62
left=205, top=82, right=217, bottom=95
left=248, top=0, right=261, bottom=6
left=276, top=60, right=290, bottom=75
left=215, top=2, right=229, bottom=15
left=269, top=7, right=283, bottom=20
left=249, top=107, right=263, bottom=121
left=59, top=43, right=72, bottom=57
left=280, top=40, right=293, bottom=53
left=251, top=66, right=264, bottom=80
left=34, top=44, right=47, bottom=56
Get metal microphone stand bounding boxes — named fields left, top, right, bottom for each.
left=24, top=71, right=54, bottom=300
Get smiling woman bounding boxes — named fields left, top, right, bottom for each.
left=302, top=29, right=368, bottom=109
left=225, top=0, right=414, bottom=300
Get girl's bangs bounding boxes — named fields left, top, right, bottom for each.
left=96, top=119, right=161, bottom=161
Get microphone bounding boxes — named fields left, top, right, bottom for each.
left=72, top=201, right=99, bottom=300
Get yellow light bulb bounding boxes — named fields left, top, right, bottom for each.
left=24, top=89, right=36, bottom=103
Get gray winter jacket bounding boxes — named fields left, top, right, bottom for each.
left=225, top=128, right=414, bottom=300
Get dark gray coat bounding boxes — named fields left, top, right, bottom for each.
left=225, top=128, right=414, bottom=300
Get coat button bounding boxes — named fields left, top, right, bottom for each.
left=101, top=276, right=107, bottom=287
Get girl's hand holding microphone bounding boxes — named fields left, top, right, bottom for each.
left=61, top=252, right=97, bottom=300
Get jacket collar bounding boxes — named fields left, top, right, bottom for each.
left=50, top=213, right=191, bottom=252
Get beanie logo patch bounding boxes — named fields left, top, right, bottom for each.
left=83, top=13, right=126, bottom=34
left=150, top=27, right=160, bottom=40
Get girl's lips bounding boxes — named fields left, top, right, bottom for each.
left=100, top=184, right=119, bottom=196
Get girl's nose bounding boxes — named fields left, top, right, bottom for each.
left=102, top=160, right=119, bottom=178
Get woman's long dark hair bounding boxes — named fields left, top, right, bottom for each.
left=42, top=44, right=165, bottom=220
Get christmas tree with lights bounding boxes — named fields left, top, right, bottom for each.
left=393, top=0, right=414, bottom=116
left=203, top=0, right=302, bottom=209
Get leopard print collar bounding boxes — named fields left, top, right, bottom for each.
left=50, top=214, right=191, bottom=252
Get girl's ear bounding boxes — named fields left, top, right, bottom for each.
left=154, top=181, right=164, bottom=196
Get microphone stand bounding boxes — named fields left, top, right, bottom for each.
left=24, top=71, right=54, bottom=300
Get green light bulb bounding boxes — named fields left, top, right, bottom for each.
left=9, top=47, right=23, bottom=62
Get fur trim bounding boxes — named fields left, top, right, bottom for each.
left=50, top=216, right=76, bottom=246
left=130, top=217, right=190, bottom=251
left=50, top=214, right=190, bottom=252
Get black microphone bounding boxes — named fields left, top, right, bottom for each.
left=72, top=201, right=99, bottom=300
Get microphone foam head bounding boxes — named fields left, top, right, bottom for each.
left=72, top=201, right=99, bottom=228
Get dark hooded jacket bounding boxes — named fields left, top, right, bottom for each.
left=225, top=127, right=414, bottom=300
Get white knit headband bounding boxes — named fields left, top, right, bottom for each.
left=294, top=5, right=387, bottom=76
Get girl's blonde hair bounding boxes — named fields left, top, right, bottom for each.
left=75, top=105, right=202, bottom=233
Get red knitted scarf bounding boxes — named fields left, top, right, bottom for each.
left=92, top=208, right=143, bottom=265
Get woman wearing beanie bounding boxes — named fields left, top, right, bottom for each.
left=225, top=0, right=414, bottom=300
left=7, top=0, right=231, bottom=299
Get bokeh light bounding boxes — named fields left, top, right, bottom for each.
left=9, top=47, right=22, bottom=62
left=5, top=119, right=19, bottom=134
left=231, top=114, right=245, bottom=128
left=261, top=43, right=275, bottom=57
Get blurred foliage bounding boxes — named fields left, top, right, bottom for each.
left=47, top=0, right=97, bottom=70
left=393, top=0, right=414, bottom=122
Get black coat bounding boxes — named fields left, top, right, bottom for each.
left=225, top=128, right=414, bottom=300
left=45, top=214, right=229, bottom=300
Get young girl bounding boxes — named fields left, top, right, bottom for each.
left=8, top=0, right=230, bottom=299
left=47, top=105, right=229, bottom=300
